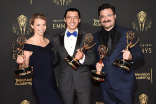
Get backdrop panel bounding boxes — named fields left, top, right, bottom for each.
left=0, top=0, right=155, bottom=104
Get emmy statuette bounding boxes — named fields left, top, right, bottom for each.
left=113, top=30, right=139, bottom=71
left=64, top=33, right=96, bottom=70
left=11, top=36, right=32, bottom=77
left=91, top=45, right=106, bottom=81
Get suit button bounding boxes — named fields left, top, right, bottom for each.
left=108, top=59, right=110, bottom=61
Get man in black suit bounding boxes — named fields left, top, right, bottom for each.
left=52, top=8, right=95, bottom=104
left=94, top=3, right=144, bottom=104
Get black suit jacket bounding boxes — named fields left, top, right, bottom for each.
left=94, top=25, right=144, bottom=90
left=52, top=29, right=95, bottom=92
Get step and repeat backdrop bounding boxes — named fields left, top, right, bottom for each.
left=0, top=0, right=155, bottom=104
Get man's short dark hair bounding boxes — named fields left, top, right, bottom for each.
left=98, top=3, right=116, bottom=16
left=64, top=8, right=81, bottom=19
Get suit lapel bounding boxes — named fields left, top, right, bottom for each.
left=59, top=32, right=68, bottom=55
left=110, top=30, right=122, bottom=55
left=73, top=29, right=84, bottom=57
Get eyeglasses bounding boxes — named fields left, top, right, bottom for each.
left=99, top=14, right=114, bottom=19
left=66, top=16, right=79, bottom=21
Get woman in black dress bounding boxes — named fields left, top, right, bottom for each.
left=17, top=13, right=63, bottom=104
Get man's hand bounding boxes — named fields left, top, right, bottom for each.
left=75, top=49, right=84, bottom=60
left=122, top=50, right=132, bottom=60
left=96, top=62, right=104, bottom=72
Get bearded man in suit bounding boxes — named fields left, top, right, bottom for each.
left=94, top=3, right=144, bottom=104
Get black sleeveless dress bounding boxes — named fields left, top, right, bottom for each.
left=23, top=41, right=63, bottom=104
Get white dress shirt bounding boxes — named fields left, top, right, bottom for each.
left=64, top=29, right=85, bottom=64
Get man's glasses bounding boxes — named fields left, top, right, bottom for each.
left=66, top=16, right=79, bottom=21
left=99, top=14, right=114, bottom=19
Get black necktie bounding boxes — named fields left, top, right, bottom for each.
left=107, top=32, right=112, bottom=56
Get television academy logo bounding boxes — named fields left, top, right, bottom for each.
left=93, top=19, right=102, bottom=26
left=12, top=15, right=30, bottom=36
left=12, top=15, right=30, bottom=59
left=139, top=94, right=148, bottom=104
left=53, top=19, right=65, bottom=29
left=53, top=0, right=72, bottom=6
left=135, top=68, right=153, bottom=84
left=132, top=11, right=152, bottom=31
left=134, top=94, right=153, bottom=104
left=30, top=0, right=32, bottom=4
left=140, top=44, right=152, bottom=54
left=17, top=15, right=27, bottom=35
left=12, top=15, right=32, bottom=86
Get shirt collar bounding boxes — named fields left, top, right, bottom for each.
left=65, top=28, right=78, bottom=35
left=103, top=25, right=116, bottom=36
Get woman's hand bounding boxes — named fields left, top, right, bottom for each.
left=16, top=55, right=26, bottom=64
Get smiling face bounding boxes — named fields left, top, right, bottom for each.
left=64, top=11, right=81, bottom=33
left=99, top=8, right=116, bottom=31
left=31, top=18, right=47, bottom=36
